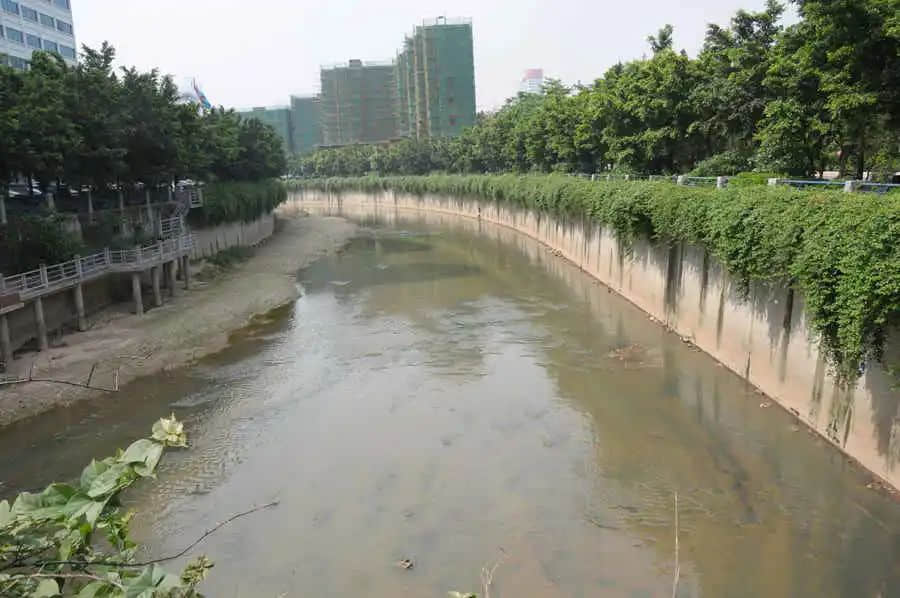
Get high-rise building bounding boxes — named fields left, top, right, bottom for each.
left=290, top=95, right=322, bottom=155
left=396, top=17, right=476, bottom=139
left=0, top=0, right=77, bottom=70
left=520, top=68, right=544, bottom=94
left=320, top=59, right=397, bottom=146
left=238, top=106, right=294, bottom=153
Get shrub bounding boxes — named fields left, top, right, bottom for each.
left=190, top=180, right=287, bottom=227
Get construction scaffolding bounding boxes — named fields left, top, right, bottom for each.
left=320, top=60, right=398, bottom=146
left=405, top=17, right=476, bottom=139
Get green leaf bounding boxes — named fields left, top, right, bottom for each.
left=76, top=581, right=106, bottom=598
left=0, top=500, right=11, bottom=527
left=80, top=459, right=111, bottom=491
left=34, top=578, right=60, bottom=597
left=87, top=463, right=133, bottom=499
left=119, top=439, right=164, bottom=477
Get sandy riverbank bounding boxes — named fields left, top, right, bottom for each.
left=0, top=214, right=356, bottom=426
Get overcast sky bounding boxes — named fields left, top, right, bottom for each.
left=71, top=0, right=795, bottom=112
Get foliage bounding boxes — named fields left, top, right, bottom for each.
left=204, top=246, right=253, bottom=269
left=0, top=44, right=286, bottom=194
left=0, top=415, right=213, bottom=596
left=294, top=0, right=898, bottom=179
left=0, top=213, right=84, bottom=273
left=190, top=180, right=287, bottom=226
left=292, top=174, right=900, bottom=382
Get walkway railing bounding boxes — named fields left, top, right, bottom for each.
left=1, top=228, right=193, bottom=301
left=575, top=173, right=900, bottom=193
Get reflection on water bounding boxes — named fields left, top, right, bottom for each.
left=1, top=211, right=899, bottom=597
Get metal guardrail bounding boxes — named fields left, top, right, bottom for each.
left=572, top=173, right=898, bottom=193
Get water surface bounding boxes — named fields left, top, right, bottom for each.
left=1, top=210, right=899, bottom=597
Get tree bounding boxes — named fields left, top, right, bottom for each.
left=15, top=52, right=80, bottom=192
left=647, top=24, right=674, bottom=54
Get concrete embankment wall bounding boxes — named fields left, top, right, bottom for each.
left=292, top=190, right=900, bottom=489
left=6, top=212, right=276, bottom=354
left=189, top=213, right=275, bottom=260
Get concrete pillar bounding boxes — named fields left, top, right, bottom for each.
left=182, top=255, right=191, bottom=290
left=716, top=176, right=727, bottom=189
left=624, top=174, right=631, bottom=182
left=87, top=190, right=94, bottom=224
left=118, top=189, right=125, bottom=213
left=145, top=189, right=153, bottom=222
left=131, top=272, right=144, bottom=316
left=0, top=313, right=12, bottom=366
left=676, top=175, right=686, bottom=186
left=0, top=195, right=6, bottom=225
left=768, top=178, right=780, bottom=186
left=167, top=260, right=177, bottom=297
left=151, top=265, right=162, bottom=307
left=45, top=192, right=55, bottom=211
left=34, top=297, right=48, bottom=351
left=843, top=180, right=861, bottom=193
left=73, top=283, right=87, bottom=331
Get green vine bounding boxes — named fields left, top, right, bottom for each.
left=291, top=174, right=900, bottom=383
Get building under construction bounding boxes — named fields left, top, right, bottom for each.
left=238, top=106, right=294, bottom=153
left=290, top=95, right=323, bottom=154
left=396, top=18, right=476, bottom=139
left=320, top=60, right=398, bottom=146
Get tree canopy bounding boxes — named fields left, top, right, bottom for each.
left=295, top=0, right=899, bottom=180
left=0, top=43, right=286, bottom=195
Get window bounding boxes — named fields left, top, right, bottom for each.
left=1, top=0, right=19, bottom=15
left=5, top=27, right=24, bottom=44
left=26, top=33, right=41, bottom=48
left=52, top=0, right=67, bottom=8
left=39, top=12, right=53, bottom=27
left=449, top=115, right=458, bottom=126
left=59, top=44, right=74, bottom=59
left=21, top=4, right=36, bottom=20
left=9, top=55, right=28, bottom=70
left=42, top=39, right=56, bottom=53
left=56, top=19, right=72, bottom=35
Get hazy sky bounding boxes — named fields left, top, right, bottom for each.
left=71, top=0, right=794, bottom=111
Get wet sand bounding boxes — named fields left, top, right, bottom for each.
left=0, top=214, right=356, bottom=426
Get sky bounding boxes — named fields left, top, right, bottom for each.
left=71, top=0, right=796, bottom=112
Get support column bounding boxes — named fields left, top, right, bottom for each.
left=0, top=195, right=6, bottom=225
left=167, top=260, right=177, bottom=298
left=182, top=255, right=191, bottom=290
left=45, top=192, right=55, bottom=211
left=151, top=266, right=162, bottom=307
left=87, top=190, right=94, bottom=224
left=716, top=176, right=727, bottom=189
left=131, top=272, right=144, bottom=316
left=0, top=313, right=12, bottom=366
left=34, top=297, right=48, bottom=351
left=73, top=284, right=87, bottom=331
left=145, top=189, right=153, bottom=222
left=118, top=189, right=125, bottom=213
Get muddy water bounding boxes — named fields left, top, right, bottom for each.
left=1, top=211, right=899, bottom=597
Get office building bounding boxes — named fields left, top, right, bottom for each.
left=520, top=68, right=544, bottom=94
left=396, top=17, right=476, bottom=139
left=320, top=60, right=397, bottom=146
left=0, top=0, right=76, bottom=70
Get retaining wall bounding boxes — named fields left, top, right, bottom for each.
left=290, top=189, right=900, bottom=489
left=189, top=212, right=275, bottom=260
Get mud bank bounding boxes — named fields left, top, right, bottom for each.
left=289, top=190, right=900, bottom=490
left=0, top=215, right=356, bottom=426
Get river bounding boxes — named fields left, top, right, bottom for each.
left=1, top=205, right=898, bottom=597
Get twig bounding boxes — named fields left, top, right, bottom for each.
left=35, top=501, right=280, bottom=570
left=86, top=363, right=97, bottom=387
left=114, top=367, right=119, bottom=391
left=7, top=572, right=124, bottom=590
left=480, top=549, right=506, bottom=598
left=0, top=377, right=116, bottom=392
left=672, top=492, right=680, bottom=598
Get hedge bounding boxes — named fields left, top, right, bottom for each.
left=191, top=180, right=287, bottom=226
